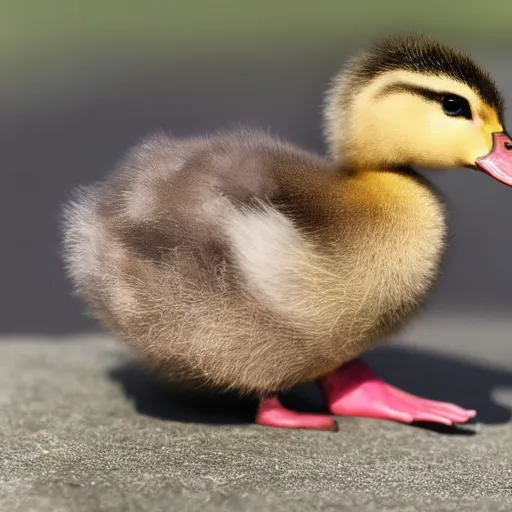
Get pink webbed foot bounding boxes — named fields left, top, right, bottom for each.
left=320, top=360, right=476, bottom=426
left=256, top=396, right=337, bottom=431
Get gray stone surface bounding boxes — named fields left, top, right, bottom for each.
left=2, top=314, right=512, bottom=511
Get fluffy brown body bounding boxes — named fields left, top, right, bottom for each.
left=63, top=132, right=444, bottom=395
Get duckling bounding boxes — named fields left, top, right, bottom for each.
left=62, top=35, right=512, bottom=431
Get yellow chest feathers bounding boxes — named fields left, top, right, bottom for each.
left=225, top=170, right=446, bottom=338
left=339, top=170, right=446, bottom=290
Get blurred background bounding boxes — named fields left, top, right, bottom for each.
left=2, top=0, right=512, bottom=334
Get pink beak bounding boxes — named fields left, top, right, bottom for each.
left=475, top=132, right=512, bottom=186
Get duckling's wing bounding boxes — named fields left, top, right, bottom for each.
left=62, top=130, right=342, bottom=393
left=64, top=128, right=332, bottom=295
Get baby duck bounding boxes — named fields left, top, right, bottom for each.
left=63, top=35, right=512, bottom=430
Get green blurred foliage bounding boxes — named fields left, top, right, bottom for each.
left=2, top=0, right=510, bottom=96
left=3, top=0, right=512, bottom=66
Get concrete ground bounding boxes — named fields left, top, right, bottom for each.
left=2, top=313, right=512, bottom=511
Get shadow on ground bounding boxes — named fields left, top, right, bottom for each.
left=109, top=362, right=258, bottom=426
left=109, top=345, right=512, bottom=432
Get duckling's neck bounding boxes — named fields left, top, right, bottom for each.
left=342, top=168, right=437, bottom=210
left=339, top=167, right=446, bottom=256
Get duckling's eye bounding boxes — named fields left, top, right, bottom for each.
left=441, top=94, right=472, bottom=120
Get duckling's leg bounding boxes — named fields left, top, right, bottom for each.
left=320, top=360, right=476, bottom=425
left=255, top=396, right=337, bottom=430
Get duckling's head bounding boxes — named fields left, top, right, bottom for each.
left=324, top=35, right=512, bottom=186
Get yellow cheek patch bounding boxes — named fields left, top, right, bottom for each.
left=478, top=103, right=502, bottom=134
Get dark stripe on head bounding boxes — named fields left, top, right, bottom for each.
left=350, top=35, right=504, bottom=117
left=377, top=82, right=474, bottom=120
left=377, top=82, right=445, bottom=103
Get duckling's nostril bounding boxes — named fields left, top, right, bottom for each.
left=505, top=142, right=512, bottom=150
